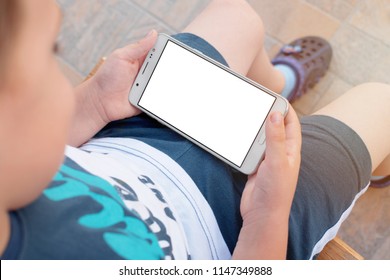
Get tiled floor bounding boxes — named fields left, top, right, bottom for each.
left=56, top=0, right=390, bottom=259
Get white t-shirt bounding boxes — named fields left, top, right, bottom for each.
left=65, top=137, right=231, bottom=260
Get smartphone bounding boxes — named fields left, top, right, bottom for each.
left=129, top=33, right=289, bottom=174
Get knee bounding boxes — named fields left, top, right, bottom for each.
left=353, top=82, right=390, bottom=99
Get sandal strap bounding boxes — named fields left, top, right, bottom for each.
left=281, top=44, right=303, bottom=55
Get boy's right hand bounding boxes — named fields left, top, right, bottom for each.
left=233, top=106, right=302, bottom=259
left=241, top=106, right=302, bottom=221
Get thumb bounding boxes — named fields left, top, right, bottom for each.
left=265, top=111, right=286, bottom=161
left=118, top=30, right=158, bottom=62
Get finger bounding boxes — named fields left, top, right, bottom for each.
left=116, top=30, right=158, bottom=63
left=265, top=111, right=287, bottom=162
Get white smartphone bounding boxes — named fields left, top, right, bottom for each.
left=129, top=33, right=289, bottom=174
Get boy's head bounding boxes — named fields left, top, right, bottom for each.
left=0, top=0, right=74, bottom=209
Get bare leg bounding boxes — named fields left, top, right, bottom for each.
left=183, top=0, right=285, bottom=93
left=373, top=155, right=390, bottom=176
left=246, top=48, right=285, bottom=94
left=314, top=83, right=390, bottom=175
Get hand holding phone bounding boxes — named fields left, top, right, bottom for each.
left=129, top=34, right=289, bottom=174
left=241, top=108, right=301, bottom=215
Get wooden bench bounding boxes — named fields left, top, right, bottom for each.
left=318, top=236, right=363, bottom=260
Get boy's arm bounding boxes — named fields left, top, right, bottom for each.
left=233, top=108, right=302, bottom=259
left=68, top=31, right=157, bottom=147
left=68, top=79, right=108, bottom=147
left=232, top=208, right=290, bottom=259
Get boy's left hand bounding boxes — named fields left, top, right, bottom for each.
left=89, top=30, right=157, bottom=123
left=69, top=30, right=157, bottom=146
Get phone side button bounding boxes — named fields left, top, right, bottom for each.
left=192, top=48, right=204, bottom=55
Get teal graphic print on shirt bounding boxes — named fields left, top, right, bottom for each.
left=43, top=163, right=164, bottom=260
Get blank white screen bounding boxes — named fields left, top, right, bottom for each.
left=139, top=40, right=276, bottom=167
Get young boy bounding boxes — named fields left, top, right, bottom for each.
left=1, top=0, right=389, bottom=259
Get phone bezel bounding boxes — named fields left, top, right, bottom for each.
left=129, top=33, right=289, bottom=174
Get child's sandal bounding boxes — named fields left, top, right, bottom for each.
left=272, top=36, right=332, bottom=102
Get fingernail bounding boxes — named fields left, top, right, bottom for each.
left=146, top=30, right=155, bottom=38
left=270, top=112, right=282, bottom=124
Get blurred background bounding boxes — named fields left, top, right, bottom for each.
left=55, top=0, right=390, bottom=259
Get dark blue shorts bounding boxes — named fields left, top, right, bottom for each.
left=95, top=33, right=372, bottom=259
